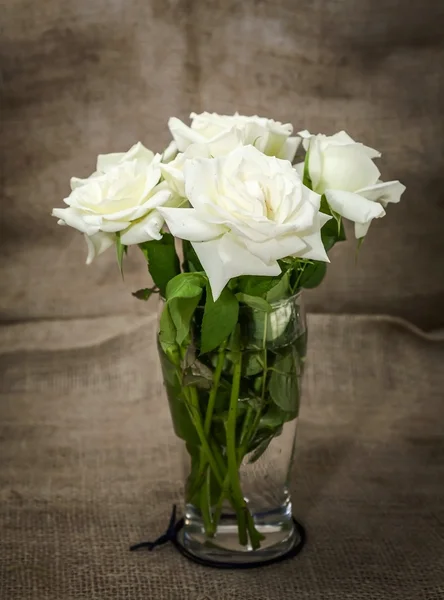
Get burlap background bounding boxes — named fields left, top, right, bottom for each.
left=1, top=0, right=444, bottom=326
left=1, top=1, right=444, bottom=598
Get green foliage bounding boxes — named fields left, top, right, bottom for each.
left=242, top=352, right=263, bottom=376
left=166, top=272, right=206, bottom=300
left=320, top=195, right=346, bottom=252
left=182, top=240, right=203, bottom=272
left=132, top=287, right=157, bottom=301
left=158, top=305, right=180, bottom=366
left=169, top=295, right=202, bottom=346
left=139, top=233, right=180, bottom=297
left=167, top=394, right=200, bottom=446
left=235, top=293, right=272, bottom=313
left=259, top=403, right=295, bottom=428
left=236, top=275, right=280, bottom=298
left=164, top=272, right=206, bottom=346
left=266, top=270, right=290, bottom=302
left=200, top=286, right=239, bottom=354
left=299, top=261, right=327, bottom=289
left=269, top=349, right=300, bottom=414
left=247, top=433, right=276, bottom=464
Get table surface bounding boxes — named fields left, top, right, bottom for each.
left=1, top=313, right=443, bottom=600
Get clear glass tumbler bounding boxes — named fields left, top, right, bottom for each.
left=158, top=292, right=306, bottom=565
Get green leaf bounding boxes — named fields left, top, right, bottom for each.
left=201, top=287, right=239, bottom=354
left=116, top=234, right=127, bottom=277
left=166, top=272, right=206, bottom=300
left=269, top=349, right=300, bottom=414
left=158, top=304, right=180, bottom=366
left=182, top=240, right=203, bottom=272
left=320, top=195, right=346, bottom=251
left=169, top=293, right=202, bottom=346
left=132, top=287, right=157, bottom=301
left=242, top=353, right=263, bottom=376
left=237, top=275, right=280, bottom=298
left=228, top=322, right=241, bottom=356
left=299, top=261, right=327, bottom=289
left=259, top=403, right=290, bottom=428
left=236, top=293, right=272, bottom=313
left=139, top=233, right=180, bottom=297
left=167, top=393, right=200, bottom=446
left=182, top=372, right=212, bottom=389
left=164, top=273, right=206, bottom=347
left=248, top=434, right=275, bottom=464
left=266, top=271, right=290, bottom=303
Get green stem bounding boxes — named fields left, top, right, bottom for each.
left=239, top=405, right=254, bottom=447
left=212, top=317, right=271, bottom=546
left=204, top=341, right=227, bottom=435
left=180, top=346, right=231, bottom=537
left=212, top=475, right=230, bottom=530
left=198, top=342, right=226, bottom=537
left=226, top=354, right=248, bottom=546
left=182, top=384, right=224, bottom=487
left=242, top=311, right=269, bottom=452
left=200, top=464, right=215, bottom=537
left=261, top=313, right=268, bottom=404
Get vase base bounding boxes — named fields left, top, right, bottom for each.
left=175, top=505, right=305, bottom=568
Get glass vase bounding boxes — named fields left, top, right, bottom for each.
left=158, top=292, right=307, bottom=565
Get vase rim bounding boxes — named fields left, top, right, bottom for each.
left=158, top=288, right=303, bottom=312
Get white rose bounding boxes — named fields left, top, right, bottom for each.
left=297, top=130, right=405, bottom=238
left=158, top=145, right=330, bottom=300
left=168, top=112, right=300, bottom=162
left=161, top=143, right=211, bottom=198
left=52, top=142, right=171, bottom=263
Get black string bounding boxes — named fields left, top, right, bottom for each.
left=130, top=504, right=177, bottom=552
left=129, top=504, right=306, bottom=569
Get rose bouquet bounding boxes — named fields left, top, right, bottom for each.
left=53, top=112, right=405, bottom=564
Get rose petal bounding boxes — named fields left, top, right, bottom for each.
left=120, top=211, right=164, bottom=245
left=307, top=136, right=323, bottom=190
left=298, top=217, right=330, bottom=262
left=99, top=219, right=132, bottom=233
left=97, top=142, right=154, bottom=173
left=323, top=131, right=381, bottom=159
left=84, top=232, right=115, bottom=264
left=301, top=185, right=321, bottom=211
left=244, top=235, right=307, bottom=264
left=70, top=175, right=94, bottom=190
left=161, top=156, right=186, bottom=197
left=319, top=144, right=380, bottom=193
left=325, top=189, right=386, bottom=224
left=168, top=117, right=204, bottom=152
left=278, top=136, right=301, bottom=162
left=294, top=162, right=304, bottom=178
left=192, top=234, right=281, bottom=301
left=162, top=140, right=178, bottom=163
left=297, top=129, right=312, bottom=152
left=354, top=221, right=372, bottom=239
left=184, top=157, right=218, bottom=210
left=207, top=129, right=242, bottom=157
left=135, top=189, right=172, bottom=214
left=52, top=207, right=100, bottom=236
left=158, top=207, right=225, bottom=242
left=356, top=180, right=406, bottom=207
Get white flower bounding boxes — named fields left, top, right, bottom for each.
left=158, top=145, right=330, bottom=300
left=161, top=143, right=211, bottom=198
left=297, top=130, right=405, bottom=238
left=52, top=142, right=171, bottom=263
left=168, top=112, right=300, bottom=162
